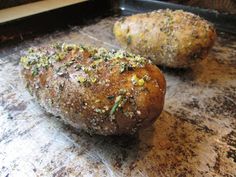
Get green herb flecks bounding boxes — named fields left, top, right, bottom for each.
left=20, top=56, right=30, bottom=69
left=77, top=75, right=97, bottom=87
left=56, top=52, right=65, bottom=61
left=38, top=56, right=50, bottom=68
left=107, top=95, right=115, bottom=100
left=64, top=60, right=74, bottom=67
left=31, top=66, right=39, bottom=76
left=75, top=64, right=82, bottom=71
left=127, top=35, right=132, bottom=45
left=95, top=108, right=102, bottom=113
left=120, top=62, right=134, bottom=73
left=90, top=77, right=97, bottom=83
left=110, top=95, right=122, bottom=115
left=77, top=76, right=87, bottom=84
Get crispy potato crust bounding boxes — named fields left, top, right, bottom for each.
left=113, top=9, right=216, bottom=68
left=20, top=44, right=166, bottom=135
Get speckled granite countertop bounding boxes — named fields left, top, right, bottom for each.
left=0, top=17, right=235, bottom=177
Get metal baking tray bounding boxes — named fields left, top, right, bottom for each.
left=0, top=0, right=235, bottom=176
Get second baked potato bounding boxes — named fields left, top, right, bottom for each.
left=113, top=9, right=216, bottom=68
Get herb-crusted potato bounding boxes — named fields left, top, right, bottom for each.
left=113, top=9, right=216, bottom=68
left=20, top=43, right=166, bottom=135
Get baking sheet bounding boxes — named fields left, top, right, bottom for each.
left=0, top=16, right=236, bottom=176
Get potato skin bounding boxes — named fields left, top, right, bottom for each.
left=113, top=9, right=216, bottom=68
left=20, top=44, right=166, bottom=135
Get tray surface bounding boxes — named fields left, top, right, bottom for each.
left=0, top=16, right=236, bottom=176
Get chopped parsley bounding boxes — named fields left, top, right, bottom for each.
left=107, top=95, right=115, bottom=100
left=110, top=95, right=122, bottom=115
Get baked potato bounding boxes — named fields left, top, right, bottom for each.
left=20, top=43, right=166, bottom=135
left=113, top=9, right=216, bottom=68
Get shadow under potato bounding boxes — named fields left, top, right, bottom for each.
left=158, top=64, right=194, bottom=82
left=47, top=110, right=216, bottom=176
left=159, top=52, right=236, bottom=86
